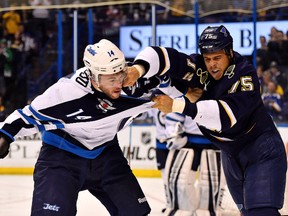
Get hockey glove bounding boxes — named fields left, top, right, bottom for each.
left=0, top=136, right=9, bottom=159
left=123, top=76, right=161, bottom=97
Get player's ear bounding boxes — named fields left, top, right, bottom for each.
left=229, top=49, right=234, bottom=58
left=91, top=77, right=100, bottom=88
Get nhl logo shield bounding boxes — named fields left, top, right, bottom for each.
left=141, top=132, right=151, bottom=145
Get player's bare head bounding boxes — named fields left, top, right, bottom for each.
left=198, top=25, right=233, bottom=57
left=83, top=39, right=127, bottom=83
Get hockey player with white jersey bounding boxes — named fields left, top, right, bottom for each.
left=163, top=111, right=221, bottom=216
left=0, top=39, right=184, bottom=216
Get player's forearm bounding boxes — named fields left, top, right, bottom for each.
left=172, top=98, right=197, bottom=118
left=132, top=64, right=145, bottom=77
left=133, top=46, right=171, bottom=78
left=173, top=99, right=222, bottom=132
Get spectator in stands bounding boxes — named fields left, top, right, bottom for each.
left=105, top=5, right=124, bottom=27
left=269, top=61, right=287, bottom=94
left=2, top=5, right=21, bottom=41
left=282, top=29, right=288, bottom=65
left=269, top=26, right=278, bottom=41
left=0, top=73, right=4, bottom=98
left=133, top=3, right=150, bottom=24
left=10, top=29, right=24, bottom=52
left=254, top=35, right=269, bottom=70
left=0, top=96, right=7, bottom=121
left=262, top=80, right=283, bottom=122
left=276, top=30, right=288, bottom=65
left=28, top=0, right=51, bottom=46
left=262, top=70, right=284, bottom=96
left=0, top=38, right=13, bottom=101
left=10, top=28, right=25, bottom=84
left=256, top=64, right=265, bottom=93
left=13, top=23, right=38, bottom=65
left=267, top=27, right=287, bottom=65
left=8, top=23, right=38, bottom=109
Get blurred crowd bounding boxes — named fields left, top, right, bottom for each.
left=0, top=1, right=288, bottom=124
left=255, top=26, right=288, bottom=123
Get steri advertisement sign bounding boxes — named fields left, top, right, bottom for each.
left=120, top=20, right=288, bottom=58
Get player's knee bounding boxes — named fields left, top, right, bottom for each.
left=243, top=207, right=280, bottom=216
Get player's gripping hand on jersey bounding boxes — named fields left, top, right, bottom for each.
left=152, top=95, right=174, bottom=114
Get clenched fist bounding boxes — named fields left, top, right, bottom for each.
left=123, top=66, right=141, bottom=87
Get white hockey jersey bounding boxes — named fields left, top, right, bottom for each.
left=0, top=68, right=156, bottom=158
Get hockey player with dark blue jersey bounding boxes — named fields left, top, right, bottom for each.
left=0, top=39, right=164, bottom=216
left=124, top=25, right=287, bottom=216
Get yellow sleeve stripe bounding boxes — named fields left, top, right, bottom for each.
left=159, top=47, right=170, bottom=76
left=219, top=100, right=237, bottom=128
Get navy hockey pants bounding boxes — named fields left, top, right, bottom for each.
left=31, top=142, right=151, bottom=216
left=155, top=139, right=169, bottom=170
left=221, top=128, right=287, bottom=214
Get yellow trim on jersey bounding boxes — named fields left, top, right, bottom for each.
left=245, top=123, right=256, bottom=134
left=210, top=134, right=234, bottom=142
left=159, top=47, right=170, bottom=76
left=219, top=100, right=237, bottom=128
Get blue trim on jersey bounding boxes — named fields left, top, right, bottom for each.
left=18, top=109, right=46, bottom=132
left=187, top=136, right=211, bottom=144
left=156, top=140, right=168, bottom=150
left=166, top=114, right=185, bottom=122
left=29, top=106, right=65, bottom=129
left=121, top=94, right=151, bottom=101
left=42, top=131, right=106, bottom=159
left=159, top=80, right=170, bottom=88
left=0, top=129, right=15, bottom=141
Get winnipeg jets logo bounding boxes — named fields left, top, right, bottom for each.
left=96, top=98, right=116, bottom=113
left=87, top=46, right=97, bottom=56
left=43, top=203, right=60, bottom=212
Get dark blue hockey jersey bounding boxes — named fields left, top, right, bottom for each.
left=134, top=46, right=277, bottom=155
